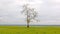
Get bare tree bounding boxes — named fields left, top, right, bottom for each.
left=21, top=4, right=39, bottom=28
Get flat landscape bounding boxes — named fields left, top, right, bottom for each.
left=0, top=26, right=60, bottom=34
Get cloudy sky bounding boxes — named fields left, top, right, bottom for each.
left=0, top=0, right=60, bottom=25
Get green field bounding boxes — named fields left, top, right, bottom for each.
left=0, top=26, right=60, bottom=34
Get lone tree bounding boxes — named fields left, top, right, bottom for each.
left=21, top=4, right=39, bottom=28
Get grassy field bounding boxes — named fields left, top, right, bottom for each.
left=0, top=26, right=60, bottom=34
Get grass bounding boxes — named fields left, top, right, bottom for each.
left=0, top=26, right=60, bottom=34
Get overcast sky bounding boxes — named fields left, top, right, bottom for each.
left=0, top=0, right=60, bottom=25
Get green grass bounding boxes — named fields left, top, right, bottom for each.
left=0, top=26, right=60, bottom=34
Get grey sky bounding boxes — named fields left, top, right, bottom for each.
left=0, top=0, right=60, bottom=25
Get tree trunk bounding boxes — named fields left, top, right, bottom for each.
left=27, top=22, right=29, bottom=28
left=27, top=9, right=30, bottom=28
left=27, top=19, right=30, bottom=28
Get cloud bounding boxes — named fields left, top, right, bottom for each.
left=0, top=0, right=60, bottom=25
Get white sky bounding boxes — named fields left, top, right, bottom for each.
left=0, top=0, right=60, bottom=25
